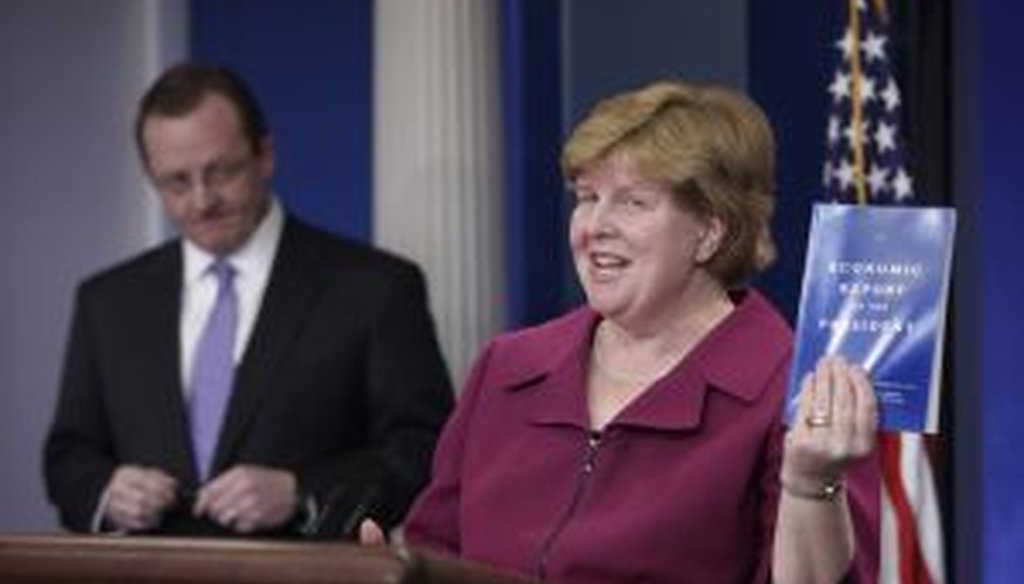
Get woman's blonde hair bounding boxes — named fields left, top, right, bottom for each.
left=561, top=80, right=777, bottom=287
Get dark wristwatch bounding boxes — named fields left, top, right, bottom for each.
left=781, top=476, right=845, bottom=502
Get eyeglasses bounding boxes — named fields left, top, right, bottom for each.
left=151, top=156, right=254, bottom=197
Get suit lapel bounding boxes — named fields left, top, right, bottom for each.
left=138, top=245, right=200, bottom=484
left=213, top=219, right=322, bottom=471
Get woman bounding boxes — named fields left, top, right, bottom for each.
left=399, top=81, right=878, bottom=583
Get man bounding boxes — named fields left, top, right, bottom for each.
left=43, top=63, right=454, bottom=537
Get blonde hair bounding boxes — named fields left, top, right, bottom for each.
left=561, top=80, right=777, bottom=287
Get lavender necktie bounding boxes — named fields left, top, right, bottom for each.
left=188, top=260, right=237, bottom=481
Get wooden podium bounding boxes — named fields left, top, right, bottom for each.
left=0, top=534, right=539, bottom=584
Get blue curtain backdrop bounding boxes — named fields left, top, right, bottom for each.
left=190, top=0, right=372, bottom=241
left=978, top=0, right=1024, bottom=580
left=499, top=0, right=569, bottom=328
left=747, top=3, right=839, bottom=321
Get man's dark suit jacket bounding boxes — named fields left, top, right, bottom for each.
left=43, top=215, right=454, bottom=536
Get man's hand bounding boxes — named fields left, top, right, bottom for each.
left=193, top=465, right=298, bottom=533
left=104, top=465, right=179, bottom=532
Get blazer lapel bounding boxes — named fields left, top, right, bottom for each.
left=137, top=245, right=199, bottom=484
left=212, top=219, right=321, bottom=471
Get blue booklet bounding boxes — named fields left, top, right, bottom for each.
left=785, top=203, right=956, bottom=433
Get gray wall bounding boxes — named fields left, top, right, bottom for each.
left=0, top=0, right=182, bottom=530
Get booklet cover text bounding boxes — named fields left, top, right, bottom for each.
left=785, top=203, right=956, bottom=433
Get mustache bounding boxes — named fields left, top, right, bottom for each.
left=190, top=206, right=231, bottom=221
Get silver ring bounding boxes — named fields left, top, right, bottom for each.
left=805, top=413, right=832, bottom=428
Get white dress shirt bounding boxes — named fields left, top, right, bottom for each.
left=180, top=198, right=283, bottom=396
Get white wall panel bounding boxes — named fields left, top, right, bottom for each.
left=374, top=0, right=504, bottom=385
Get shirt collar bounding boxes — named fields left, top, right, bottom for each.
left=497, top=290, right=792, bottom=432
left=688, top=289, right=793, bottom=401
left=497, top=291, right=790, bottom=398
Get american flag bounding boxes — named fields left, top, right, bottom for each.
left=820, top=1, right=945, bottom=582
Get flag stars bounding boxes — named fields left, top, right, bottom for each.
left=875, top=121, right=897, bottom=153
left=835, top=159, right=857, bottom=191
left=866, top=165, right=889, bottom=194
left=881, top=77, right=901, bottom=112
left=836, top=30, right=856, bottom=61
left=827, top=116, right=842, bottom=145
left=862, top=31, right=888, bottom=63
left=857, top=75, right=877, bottom=103
left=829, top=70, right=851, bottom=102
left=893, top=167, right=914, bottom=201
left=844, top=119, right=872, bottom=149
left=822, top=7, right=914, bottom=206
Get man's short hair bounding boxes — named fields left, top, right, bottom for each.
left=135, top=62, right=269, bottom=166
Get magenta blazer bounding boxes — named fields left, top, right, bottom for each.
left=405, top=290, right=879, bottom=584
